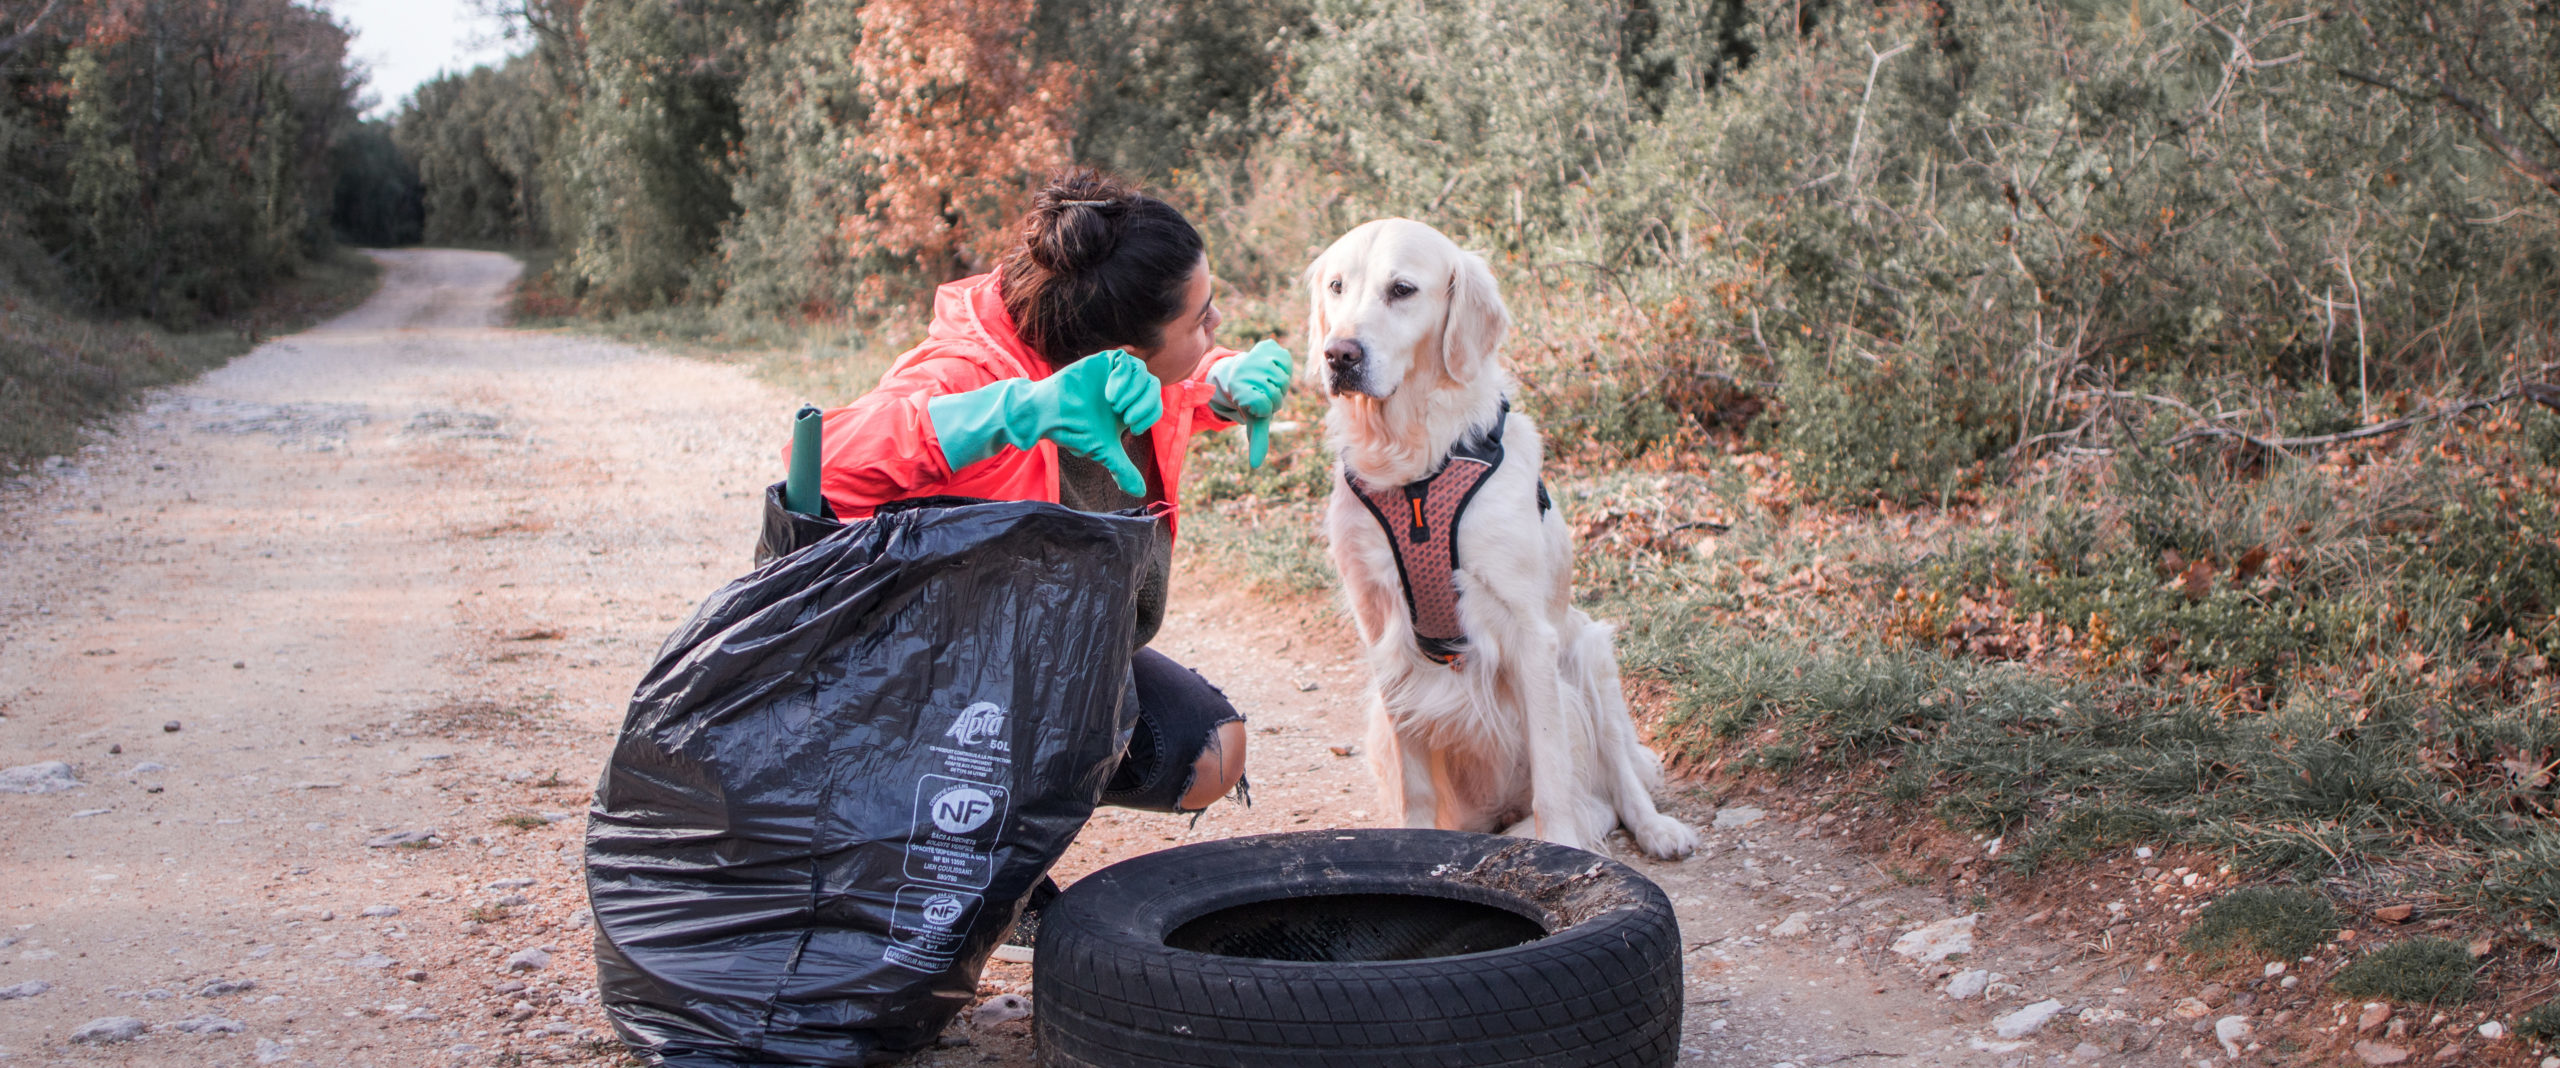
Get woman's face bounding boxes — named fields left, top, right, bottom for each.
left=1128, top=257, right=1220, bottom=383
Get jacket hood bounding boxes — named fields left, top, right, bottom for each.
left=905, top=273, right=1049, bottom=381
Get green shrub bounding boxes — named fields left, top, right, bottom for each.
left=2515, top=1002, right=2560, bottom=1047
left=2331, top=939, right=2477, bottom=1005
left=1775, top=341, right=2018, bottom=505
left=2480, top=829, right=2560, bottom=942
left=2181, top=887, right=2337, bottom=962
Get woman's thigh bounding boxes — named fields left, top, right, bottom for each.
left=1100, top=648, right=1244, bottom=812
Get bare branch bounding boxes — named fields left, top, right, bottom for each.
left=0, top=0, right=65, bottom=60
left=2338, top=68, right=2560, bottom=201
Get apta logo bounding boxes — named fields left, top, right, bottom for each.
left=945, top=702, right=1007, bottom=750
left=930, top=784, right=997, bottom=835
left=919, top=892, right=967, bottom=929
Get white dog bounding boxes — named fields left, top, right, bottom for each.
left=1306, top=218, right=1698, bottom=860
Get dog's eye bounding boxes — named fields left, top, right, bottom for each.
left=1387, top=281, right=1417, bottom=300
left=1327, top=278, right=1342, bottom=295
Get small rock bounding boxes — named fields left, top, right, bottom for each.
left=2280, top=975, right=2299, bottom=988
left=256, top=1038, right=292, bottom=1063
left=2263, top=961, right=2285, bottom=978
left=2359, top=1004, right=2393, bottom=1033
left=486, top=877, right=535, bottom=890
left=360, top=905, right=401, bottom=918
left=2375, top=904, right=2415, bottom=923
left=494, top=893, right=529, bottom=907
left=2216, top=1016, right=2251, bottom=1058
left=1994, top=999, right=2066, bottom=1039
left=71, top=1016, right=147, bottom=1044
left=1772, top=912, right=1813, bottom=937
left=400, top=1008, right=440, bottom=1022
left=162, top=720, right=182, bottom=732
left=2355, top=1041, right=2411, bottom=1065
left=195, top=978, right=256, bottom=997
left=0, top=761, right=83, bottom=794
left=2072, top=1042, right=2108, bottom=1061
left=1945, top=970, right=1993, bottom=1000
left=569, top=908, right=593, bottom=928
left=170, top=1014, right=244, bottom=1034
left=365, top=829, right=437, bottom=848
left=2143, top=952, right=2167, bottom=972
left=2479, top=1021, right=2506, bottom=1040
left=2173, top=998, right=2213, bottom=1019
left=1713, top=806, right=1767, bottom=829
left=2198, top=983, right=2227, bottom=1006
left=506, top=947, right=551, bottom=972
left=492, top=980, right=527, bottom=994
left=1891, top=914, right=1979, bottom=962
left=1295, top=680, right=1319, bottom=692
left=0, top=980, right=52, bottom=1000
left=972, top=992, right=1032, bottom=1026
left=401, top=969, right=428, bottom=982
left=128, top=762, right=168, bottom=775
left=350, top=953, right=396, bottom=969
left=2434, top=1043, right=2464, bottom=1062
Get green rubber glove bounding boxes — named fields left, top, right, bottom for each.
left=1207, top=339, right=1295, bottom=468
left=927, top=350, right=1165, bottom=495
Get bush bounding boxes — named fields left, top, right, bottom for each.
left=2515, top=1002, right=2560, bottom=1047
left=2181, top=887, right=2337, bottom=963
left=2331, top=939, right=2477, bottom=1005
left=2480, top=829, right=2560, bottom=943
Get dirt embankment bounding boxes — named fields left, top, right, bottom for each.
left=1, top=250, right=2226, bottom=1068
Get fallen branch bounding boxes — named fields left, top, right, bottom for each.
left=2161, top=384, right=2560, bottom=452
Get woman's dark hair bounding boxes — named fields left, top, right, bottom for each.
left=999, top=168, right=1205, bottom=369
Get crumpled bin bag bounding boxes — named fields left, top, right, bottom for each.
left=587, top=495, right=1155, bottom=1066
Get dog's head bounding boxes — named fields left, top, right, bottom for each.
left=1303, top=219, right=1510, bottom=401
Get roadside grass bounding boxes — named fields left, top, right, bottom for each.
left=2331, top=938, right=2479, bottom=1005
left=1, top=246, right=382, bottom=476
left=2180, top=887, right=2338, bottom=964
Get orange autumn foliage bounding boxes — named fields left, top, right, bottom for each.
left=846, top=0, right=1075, bottom=281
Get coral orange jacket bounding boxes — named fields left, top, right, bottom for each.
left=785, top=272, right=1240, bottom=537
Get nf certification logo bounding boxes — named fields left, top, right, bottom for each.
left=919, top=892, right=968, bottom=929
left=930, top=784, right=998, bottom=835
left=945, top=701, right=1007, bottom=750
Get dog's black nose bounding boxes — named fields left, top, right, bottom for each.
left=1324, top=338, right=1365, bottom=373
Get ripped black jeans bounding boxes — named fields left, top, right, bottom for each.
left=1099, top=648, right=1245, bottom=813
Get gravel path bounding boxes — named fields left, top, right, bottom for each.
left=0, top=250, right=2201, bottom=1067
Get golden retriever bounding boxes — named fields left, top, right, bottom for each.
left=1305, top=218, right=1698, bottom=860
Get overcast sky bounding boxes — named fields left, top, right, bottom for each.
left=318, top=0, right=521, bottom=117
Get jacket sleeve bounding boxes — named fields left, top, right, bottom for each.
left=789, top=350, right=1004, bottom=514
left=1187, top=346, right=1245, bottom=432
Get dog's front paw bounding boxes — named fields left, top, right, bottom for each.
left=1627, top=814, right=1700, bottom=860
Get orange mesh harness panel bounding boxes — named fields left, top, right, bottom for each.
left=1346, top=401, right=1549, bottom=667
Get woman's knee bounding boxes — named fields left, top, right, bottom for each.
left=1178, top=719, right=1248, bottom=811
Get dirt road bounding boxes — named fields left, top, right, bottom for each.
left=0, top=250, right=2202, bottom=1067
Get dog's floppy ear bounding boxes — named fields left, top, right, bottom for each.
left=1439, top=249, right=1509, bottom=386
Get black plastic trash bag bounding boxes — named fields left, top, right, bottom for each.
left=588, top=494, right=1157, bottom=1066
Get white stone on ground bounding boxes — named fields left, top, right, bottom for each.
left=1771, top=912, right=1813, bottom=937
left=0, top=980, right=49, bottom=1000
left=506, top=947, right=552, bottom=972
left=1891, top=914, right=1979, bottom=962
left=171, top=1014, right=244, bottom=1034
left=1712, top=806, right=1766, bottom=829
left=0, top=761, right=82, bottom=794
left=2216, top=1015, right=2251, bottom=1058
left=1993, top=999, right=2065, bottom=1039
left=972, top=993, right=1031, bottom=1026
left=1944, top=970, right=1992, bottom=1000
left=71, top=1016, right=147, bottom=1043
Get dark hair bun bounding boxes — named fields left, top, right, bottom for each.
left=1024, top=170, right=1138, bottom=273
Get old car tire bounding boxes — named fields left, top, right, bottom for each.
left=1033, top=829, right=1681, bottom=1067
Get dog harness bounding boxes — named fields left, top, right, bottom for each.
left=1346, top=400, right=1550, bottom=668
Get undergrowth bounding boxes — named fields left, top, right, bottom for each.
left=2331, top=938, right=2478, bottom=1005
left=2, top=246, right=383, bottom=476
left=2181, top=887, right=2338, bottom=964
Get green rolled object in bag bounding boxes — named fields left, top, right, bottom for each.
left=786, top=404, right=825, bottom=516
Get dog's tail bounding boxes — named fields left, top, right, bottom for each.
left=1561, top=611, right=1665, bottom=794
